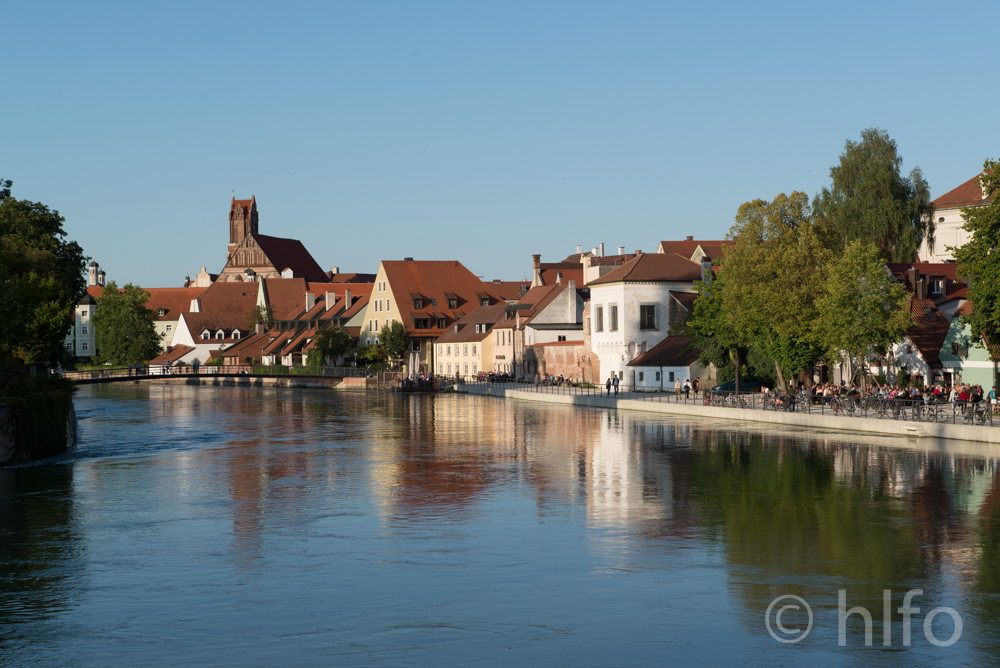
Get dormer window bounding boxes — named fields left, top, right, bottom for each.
left=413, top=298, right=423, bottom=309
left=216, top=330, right=225, bottom=340
left=157, top=308, right=166, bottom=317
left=929, top=278, right=943, bottom=295
left=436, top=318, right=446, bottom=329
left=201, top=331, right=210, bottom=341
left=480, top=298, right=489, bottom=307
left=233, top=331, right=241, bottom=340
left=448, top=299, right=458, bottom=309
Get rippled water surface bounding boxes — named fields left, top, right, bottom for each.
left=3, top=384, right=1000, bottom=665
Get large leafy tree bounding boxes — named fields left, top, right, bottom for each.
left=246, top=305, right=275, bottom=331
left=0, top=185, right=87, bottom=363
left=92, top=281, right=163, bottom=365
left=378, top=321, right=410, bottom=369
left=307, top=323, right=354, bottom=366
left=814, top=128, right=934, bottom=262
left=815, top=240, right=911, bottom=390
left=954, top=159, right=1000, bottom=355
left=722, top=192, right=833, bottom=390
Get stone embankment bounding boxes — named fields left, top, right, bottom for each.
left=456, top=384, right=1000, bottom=445
left=0, top=392, right=77, bottom=466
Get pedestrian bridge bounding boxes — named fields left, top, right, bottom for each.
left=63, top=365, right=387, bottom=389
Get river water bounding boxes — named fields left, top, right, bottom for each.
left=2, top=384, right=999, bottom=666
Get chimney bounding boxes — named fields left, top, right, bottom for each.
left=591, top=247, right=599, bottom=256
left=686, top=235, right=694, bottom=241
left=454, top=324, right=459, bottom=334
left=345, top=289, right=352, bottom=306
left=618, top=246, right=625, bottom=256
left=600, top=243, right=605, bottom=257
left=305, top=292, right=316, bottom=312
left=567, top=280, right=577, bottom=322
left=404, top=257, right=414, bottom=262
left=190, top=298, right=201, bottom=313
left=256, top=322, right=265, bottom=335
left=531, top=254, right=543, bottom=287
left=908, top=266, right=918, bottom=294
left=576, top=244, right=582, bottom=254
left=700, top=255, right=713, bottom=283
left=325, top=291, right=336, bottom=311
left=330, top=266, right=340, bottom=275
left=184, top=274, right=190, bottom=287
left=916, top=278, right=926, bottom=300
left=556, top=271, right=563, bottom=284
left=635, top=249, right=643, bottom=256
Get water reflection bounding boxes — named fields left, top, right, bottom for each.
left=2, top=385, right=1000, bottom=664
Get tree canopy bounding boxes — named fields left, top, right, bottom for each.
left=307, top=324, right=354, bottom=367
left=954, top=160, right=1000, bottom=357
left=91, top=281, right=163, bottom=365
left=378, top=321, right=410, bottom=369
left=246, top=305, right=275, bottom=331
left=0, top=186, right=86, bottom=363
left=815, top=240, right=911, bottom=388
left=814, top=128, right=934, bottom=263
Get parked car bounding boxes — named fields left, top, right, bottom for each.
left=710, top=377, right=767, bottom=394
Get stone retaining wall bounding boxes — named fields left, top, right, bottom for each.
left=456, top=385, right=1000, bottom=445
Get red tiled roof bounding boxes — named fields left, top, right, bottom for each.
left=150, top=344, right=195, bottom=365
left=627, top=336, right=702, bottom=368
left=145, top=287, right=205, bottom=320
left=955, top=301, right=974, bottom=317
left=327, top=273, right=377, bottom=283
left=485, top=280, right=526, bottom=301
left=588, top=253, right=702, bottom=285
left=657, top=239, right=733, bottom=260
left=381, top=260, right=503, bottom=335
left=434, top=305, right=508, bottom=343
left=905, top=299, right=950, bottom=367
left=181, top=312, right=249, bottom=342
left=669, top=291, right=698, bottom=312
left=932, top=173, right=992, bottom=209
left=526, top=340, right=585, bottom=348
left=886, top=262, right=967, bottom=304
left=196, top=281, right=259, bottom=314
left=222, top=332, right=270, bottom=363
left=253, top=233, right=328, bottom=283
left=260, top=278, right=309, bottom=320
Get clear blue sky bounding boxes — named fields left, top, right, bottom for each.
left=4, top=1, right=996, bottom=287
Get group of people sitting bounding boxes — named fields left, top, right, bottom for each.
left=768, top=380, right=999, bottom=411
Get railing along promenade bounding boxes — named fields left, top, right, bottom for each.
left=456, top=377, right=997, bottom=427
left=62, top=365, right=371, bottom=383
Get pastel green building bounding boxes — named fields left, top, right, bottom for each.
left=939, top=315, right=997, bottom=389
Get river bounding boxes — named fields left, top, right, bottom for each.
left=2, top=384, right=998, bottom=665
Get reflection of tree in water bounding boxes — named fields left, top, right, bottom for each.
left=0, top=465, right=78, bottom=649
left=968, top=470, right=1000, bottom=662
left=685, top=430, right=952, bottom=643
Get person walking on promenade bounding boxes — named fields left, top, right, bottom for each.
left=606, top=376, right=612, bottom=396
left=674, top=378, right=681, bottom=398
left=693, top=377, right=699, bottom=399
left=613, top=375, right=620, bottom=396
left=683, top=379, right=691, bottom=401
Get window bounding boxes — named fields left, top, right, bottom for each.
left=472, top=345, right=476, bottom=355
left=463, top=345, right=468, bottom=356
left=413, top=298, right=423, bottom=309
left=437, top=318, right=446, bottom=329
left=374, top=320, right=379, bottom=331
left=952, top=342, right=959, bottom=355
left=412, top=340, right=420, bottom=351
left=472, top=364, right=477, bottom=375
left=165, top=325, right=171, bottom=333
left=463, top=364, right=468, bottom=375
left=157, top=308, right=166, bottom=317
left=929, top=279, right=943, bottom=295
left=385, top=319, right=389, bottom=328
left=81, top=310, right=88, bottom=317
left=639, top=372, right=644, bottom=381
left=669, top=371, right=675, bottom=382
left=439, top=345, right=444, bottom=356
left=480, top=298, right=489, bottom=307
left=609, top=304, right=618, bottom=332
left=430, top=299, right=437, bottom=307
left=448, top=298, right=458, bottom=309
left=655, top=371, right=661, bottom=381
left=557, top=335, right=566, bottom=342
left=447, top=364, right=451, bottom=374
left=233, top=331, right=240, bottom=340
left=82, top=343, right=88, bottom=351
left=65, top=342, right=74, bottom=351
left=640, top=304, right=657, bottom=330
left=446, top=345, right=451, bottom=355
left=201, top=331, right=210, bottom=341
left=438, top=364, right=443, bottom=373
left=81, top=326, right=88, bottom=334
left=386, top=299, right=390, bottom=311
left=216, top=331, right=224, bottom=340
left=595, top=306, right=604, bottom=332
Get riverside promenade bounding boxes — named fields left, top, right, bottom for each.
left=455, top=382, right=1000, bottom=445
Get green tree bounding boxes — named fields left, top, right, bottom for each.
left=246, top=304, right=275, bottom=331
left=686, top=271, right=747, bottom=386
left=91, top=281, right=163, bottom=365
left=954, top=159, right=1000, bottom=356
left=722, top=192, right=832, bottom=390
left=378, top=321, right=410, bottom=370
left=357, top=343, right=385, bottom=367
left=814, top=128, right=934, bottom=262
left=815, top=240, right=911, bottom=391
left=307, top=324, right=354, bottom=367
left=0, top=188, right=86, bottom=363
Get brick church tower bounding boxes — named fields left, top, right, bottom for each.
left=228, top=196, right=259, bottom=256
